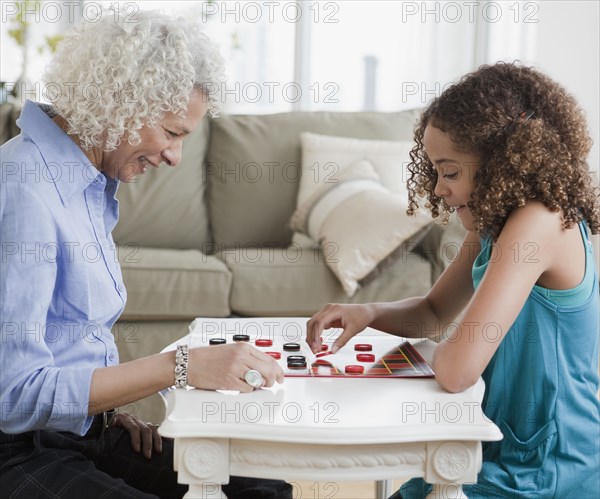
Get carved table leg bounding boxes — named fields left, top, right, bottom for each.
left=424, top=441, right=480, bottom=499
left=174, top=438, right=230, bottom=499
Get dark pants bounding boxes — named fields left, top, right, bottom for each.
left=0, top=420, right=292, bottom=499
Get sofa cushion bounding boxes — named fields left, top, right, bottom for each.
left=113, top=117, right=211, bottom=250
left=117, top=246, right=231, bottom=319
left=206, top=110, right=421, bottom=249
left=216, top=245, right=432, bottom=317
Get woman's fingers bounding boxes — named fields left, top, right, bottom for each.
left=113, top=413, right=160, bottom=459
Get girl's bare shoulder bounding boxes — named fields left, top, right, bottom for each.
left=502, top=201, right=565, bottom=241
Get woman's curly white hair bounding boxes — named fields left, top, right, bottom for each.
left=43, top=9, right=226, bottom=151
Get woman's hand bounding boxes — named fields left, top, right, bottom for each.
left=306, top=303, right=376, bottom=354
left=111, top=413, right=162, bottom=460
left=187, top=343, right=284, bottom=392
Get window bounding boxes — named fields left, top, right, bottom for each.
left=306, top=1, right=478, bottom=111
left=0, top=1, right=539, bottom=112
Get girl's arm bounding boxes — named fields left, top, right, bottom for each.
left=371, top=230, right=481, bottom=335
left=307, top=230, right=480, bottom=352
left=433, top=202, right=565, bottom=392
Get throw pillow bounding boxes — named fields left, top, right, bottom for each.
left=290, top=159, right=431, bottom=296
left=292, top=132, right=415, bottom=250
left=297, top=132, right=413, bottom=205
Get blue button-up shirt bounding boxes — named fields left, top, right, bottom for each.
left=1, top=101, right=126, bottom=435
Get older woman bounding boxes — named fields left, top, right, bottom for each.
left=0, top=9, right=290, bottom=499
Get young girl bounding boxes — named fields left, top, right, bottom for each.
left=306, top=62, right=600, bottom=498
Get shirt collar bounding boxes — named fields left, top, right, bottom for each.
left=16, top=100, right=115, bottom=204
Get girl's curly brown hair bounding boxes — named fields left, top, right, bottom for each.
left=407, top=62, right=600, bottom=240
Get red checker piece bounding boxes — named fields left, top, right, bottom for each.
left=356, top=353, right=375, bottom=362
left=255, top=339, right=273, bottom=347
left=321, top=344, right=329, bottom=351
left=266, top=351, right=281, bottom=359
left=345, top=365, right=365, bottom=374
left=354, top=343, right=373, bottom=352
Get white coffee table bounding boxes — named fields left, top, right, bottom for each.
left=159, top=318, right=502, bottom=499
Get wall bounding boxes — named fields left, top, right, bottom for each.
left=535, top=1, right=599, bottom=174
left=534, top=0, right=600, bottom=265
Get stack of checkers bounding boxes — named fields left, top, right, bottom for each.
left=280, top=343, right=304, bottom=369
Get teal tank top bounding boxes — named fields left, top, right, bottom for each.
left=400, top=222, right=600, bottom=499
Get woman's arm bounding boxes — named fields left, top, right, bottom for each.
left=433, top=202, right=563, bottom=392
left=88, top=343, right=285, bottom=415
left=0, top=184, right=65, bottom=433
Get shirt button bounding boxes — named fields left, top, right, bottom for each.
left=118, top=284, right=125, bottom=293
left=109, top=353, right=116, bottom=363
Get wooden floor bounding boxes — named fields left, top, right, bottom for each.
left=293, top=479, right=407, bottom=499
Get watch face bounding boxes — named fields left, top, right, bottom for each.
left=244, top=369, right=264, bottom=388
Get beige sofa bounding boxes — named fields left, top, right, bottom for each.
left=1, top=103, right=461, bottom=422
left=113, top=109, right=447, bottom=315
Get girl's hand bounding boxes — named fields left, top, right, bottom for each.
left=111, top=413, right=162, bottom=460
left=306, top=303, right=376, bottom=354
left=187, top=343, right=285, bottom=392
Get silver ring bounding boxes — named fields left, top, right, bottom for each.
left=244, top=369, right=264, bottom=388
